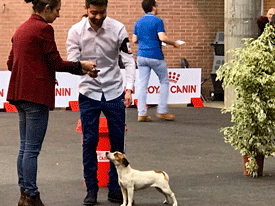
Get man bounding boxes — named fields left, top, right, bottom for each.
left=132, top=0, right=180, bottom=122
left=258, top=8, right=275, bottom=36
left=66, top=0, right=135, bottom=205
left=267, top=8, right=275, bottom=22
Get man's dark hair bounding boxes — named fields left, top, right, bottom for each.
left=85, top=0, right=108, bottom=8
left=142, top=0, right=156, bottom=13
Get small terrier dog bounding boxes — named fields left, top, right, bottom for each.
left=106, top=151, right=178, bottom=206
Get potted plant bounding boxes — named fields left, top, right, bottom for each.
left=216, top=24, right=275, bottom=177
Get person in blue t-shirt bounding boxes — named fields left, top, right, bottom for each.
left=133, top=0, right=180, bottom=122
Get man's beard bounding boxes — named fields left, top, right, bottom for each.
left=89, top=17, right=106, bottom=28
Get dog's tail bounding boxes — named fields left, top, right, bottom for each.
left=163, top=171, right=169, bottom=181
left=155, top=170, right=169, bottom=181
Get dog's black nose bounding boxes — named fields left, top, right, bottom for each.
left=106, top=152, right=109, bottom=156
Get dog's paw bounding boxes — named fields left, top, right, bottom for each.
left=163, top=200, right=169, bottom=204
left=120, top=204, right=127, bottom=206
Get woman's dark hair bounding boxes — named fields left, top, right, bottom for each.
left=142, top=0, right=156, bottom=13
left=85, top=0, right=108, bottom=8
left=24, top=0, right=60, bottom=13
left=82, top=14, right=88, bottom=19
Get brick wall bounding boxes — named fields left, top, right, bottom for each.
left=264, top=0, right=275, bottom=13
left=0, top=0, right=225, bottom=98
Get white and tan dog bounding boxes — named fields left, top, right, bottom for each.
left=106, top=151, right=178, bottom=206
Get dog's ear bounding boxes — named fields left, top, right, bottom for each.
left=122, top=158, right=129, bottom=167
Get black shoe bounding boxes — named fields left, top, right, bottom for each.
left=83, top=190, right=97, bottom=205
left=107, top=189, right=123, bottom=204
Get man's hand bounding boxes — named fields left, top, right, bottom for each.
left=124, top=90, right=132, bottom=107
left=173, top=41, right=180, bottom=48
left=80, top=61, right=100, bottom=78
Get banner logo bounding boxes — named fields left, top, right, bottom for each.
left=169, top=72, right=180, bottom=83
left=55, top=88, right=72, bottom=96
left=171, top=85, right=197, bottom=93
left=97, top=151, right=110, bottom=162
left=0, top=89, right=3, bottom=97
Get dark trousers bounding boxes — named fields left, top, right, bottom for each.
left=79, top=93, right=125, bottom=192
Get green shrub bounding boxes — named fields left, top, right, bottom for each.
left=216, top=24, right=275, bottom=177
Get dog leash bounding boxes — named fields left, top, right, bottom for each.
left=124, top=107, right=127, bottom=154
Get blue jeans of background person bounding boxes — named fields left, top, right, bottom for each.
left=137, top=56, right=169, bottom=116
left=79, top=93, right=125, bottom=193
left=15, top=101, right=49, bottom=196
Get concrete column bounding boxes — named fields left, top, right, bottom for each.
left=224, top=0, right=261, bottom=109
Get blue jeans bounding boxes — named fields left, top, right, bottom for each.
left=15, top=101, right=49, bottom=196
left=79, top=93, right=125, bottom=193
left=137, top=56, right=169, bottom=116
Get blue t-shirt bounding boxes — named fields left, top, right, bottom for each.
left=133, top=13, right=165, bottom=60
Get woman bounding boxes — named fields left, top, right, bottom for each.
left=257, top=16, right=269, bottom=36
left=7, top=0, right=98, bottom=205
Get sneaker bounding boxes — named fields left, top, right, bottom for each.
left=156, top=113, right=175, bottom=121
left=138, top=115, right=152, bottom=122
left=83, top=190, right=97, bottom=205
left=108, top=189, right=123, bottom=204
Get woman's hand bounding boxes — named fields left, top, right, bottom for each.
left=80, top=61, right=100, bottom=78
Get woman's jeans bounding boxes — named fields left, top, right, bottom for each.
left=79, top=93, right=125, bottom=193
left=137, top=56, right=170, bottom=116
left=15, top=101, right=49, bottom=196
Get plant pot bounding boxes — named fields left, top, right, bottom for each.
left=243, top=154, right=264, bottom=176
